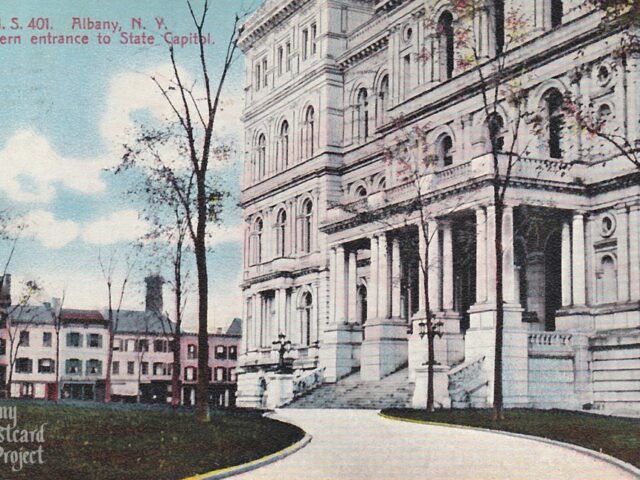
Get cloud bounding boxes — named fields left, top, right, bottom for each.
left=209, top=224, right=243, bottom=247
left=82, top=210, right=149, bottom=246
left=14, top=210, right=80, bottom=249
left=0, top=130, right=106, bottom=203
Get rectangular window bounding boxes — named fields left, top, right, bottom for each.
left=185, top=367, right=196, bottom=381
left=65, top=359, right=81, bottom=375
left=187, top=344, right=197, bottom=360
left=43, top=332, right=52, bottom=347
left=302, top=29, right=309, bottom=60
left=229, top=346, right=238, bottom=360
left=38, top=358, right=54, bottom=374
left=127, top=361, right=134, bottom=375
left=311, top=23, right=317, bottom=55
left=141, top=362, right=149, bottom=376
left=255, top=63, right=261, bottom=91
left=15, top=358, right=33, bottom=373
left=135, top=339, right=149, bottom=353
left=262, top=58, right=268, bottom=88
left=228, top=367, right=236, bottom=382
left=214, top=367, right=225, bottom=382
left=154, top=339, right=168, bottom=352
left=278, top=46, right=284, bottom=76
left=89, top=334, right=102, bottom=348
left=153, top=362, right=164, bottom=376
left=0, top=338, right=5, bottom=356
left=112, top=361, right=120, bottom=375
left=19, top=331, right=29, bottom=347
left=215, top=345, right=227, bottom=360
left=286, top=42, right=292, bottom=72
left=67, top=332, right=81, bottom=348
left=87, top=359, right=102, bottom=375
left=404, top=54, right=412, bottom=95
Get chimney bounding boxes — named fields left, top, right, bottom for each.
left=0, top=274, right=11, bottom=308
left=145, top=275, right=164, bottom=314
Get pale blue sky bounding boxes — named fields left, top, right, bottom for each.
left=0, top=0, right=256, bottom=330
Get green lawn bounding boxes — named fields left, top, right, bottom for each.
left=382, top=408, right=640, bottom=468
left=0, top=401, right=304, bottom=480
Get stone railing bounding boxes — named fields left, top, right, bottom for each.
left=292, top=367, right=325, bottom=398
left=448, top=356, right=489, bottom=408
left=528, top=332, right=573, bottom=356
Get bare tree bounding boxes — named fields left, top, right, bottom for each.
left=99, top=249, right=138, bottom=403
left=119, top=0, right=244, bottom=422
left=418, top=1, right=539, bottom=419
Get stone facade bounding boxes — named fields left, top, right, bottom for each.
left=237, top=0, right=640, bottom=415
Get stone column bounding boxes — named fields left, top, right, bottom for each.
left=329, top=247, right=336, bottom=322
left=335, top=245, right=346, bottom=323
left=476, top=207, right=487, bottom=304
left=561, top=220, right=573, bottom=307
left=418, top=225, right=427, bottom=314
left=441, top=221, right=454, bottom=311
left=427, top=221, right=440, bottom=312
left=368, top=236, right=378, bottom=320
left=572, top=213, right=587, bottom=306
left=280, top=288, right=288, bottom=335
left=391, top=238, right=402, bottom=318
left=502, top=205, right=517, bottom=304
left=629, top=204, right=640, bottom=301
left=616, top=205, right=630, bottom=303
left=253, top=294, right=260, bottom=348
left=378, top=234, right=389, bottom=319
left=274, top=289, right=281, bottom=339
left=348, top=251, right=358, bottom=322
left=486, top=205, right=497, bottom=304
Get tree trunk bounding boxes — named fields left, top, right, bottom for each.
left=104, top=328, right=114, bottom=403
left=55, top=330, right=60, bottom=403
left=195, top=234, right=210, bottom=422
left=493, top=197, right=505, bottom=421
left=172, top=270, right=183, bottom=409
left=423, top=241, right=435, bottom=412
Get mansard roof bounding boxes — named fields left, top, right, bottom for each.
left=114, top=310, right=176, bottom=335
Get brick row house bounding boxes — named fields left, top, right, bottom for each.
left=0, top=274, right=240, bottom=406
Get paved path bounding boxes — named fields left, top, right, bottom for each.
left=234, top=409, right=636, bottom=480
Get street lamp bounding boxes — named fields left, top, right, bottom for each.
left=272, top=333, right=292, bottom=373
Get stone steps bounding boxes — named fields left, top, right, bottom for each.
left=287, top=368, right=414, bottom=409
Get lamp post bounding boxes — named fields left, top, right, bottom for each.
left=418, top=315, right=444, bottom=410
left=272, top=333, right=292, bottom=373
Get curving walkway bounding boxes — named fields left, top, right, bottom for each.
left=234, top=409, right=636, bottom=480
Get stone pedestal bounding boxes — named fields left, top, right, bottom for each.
left=236, top=370, right=266, bottom=409
left=412, top=365, right=451, bottom=409
left=466, top=304, right=528, bottom=407
left=320, top=322, right=362, bottom=382
left=265, top=373, right=294, bottom=409
left=361, top=318, right=408, bottom=381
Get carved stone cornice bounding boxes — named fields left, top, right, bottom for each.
left=339, top=36, right=390, bottom=68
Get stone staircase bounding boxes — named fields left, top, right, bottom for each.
left=286, top=367, right=414, bottom=409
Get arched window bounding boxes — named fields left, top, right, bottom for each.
left=302, top=199, right=313, bottom=254
left=257, top=134, right=267, bottom=178
left=488, top=113, right=505, bottom=152
left=305, top=106, right=315, bottom=158
left=377, top=176, right=387, bottom=191
left=492, top=0, right=505, bottom=55
left=357, top=88, right=369, bottom=142
left=438, top=134, right=454, bottom=166
left=550, top=0, right=563, bottom=29
left=300, top=292, right=313, bottom=346
left=438, top=11, right=455, bottom=80
left=275, top=209, right=287, bottom=258
left=254, top=218, right=264, bottom=264
left=355, top=185, right=368, bottom=198
left=544, top=89, right=564, bottom=159
left=377, top=75, right=389, bottom=126
left=597, top=255, right=617, bottom=304
left=279, top=121, right=289, bottom=170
